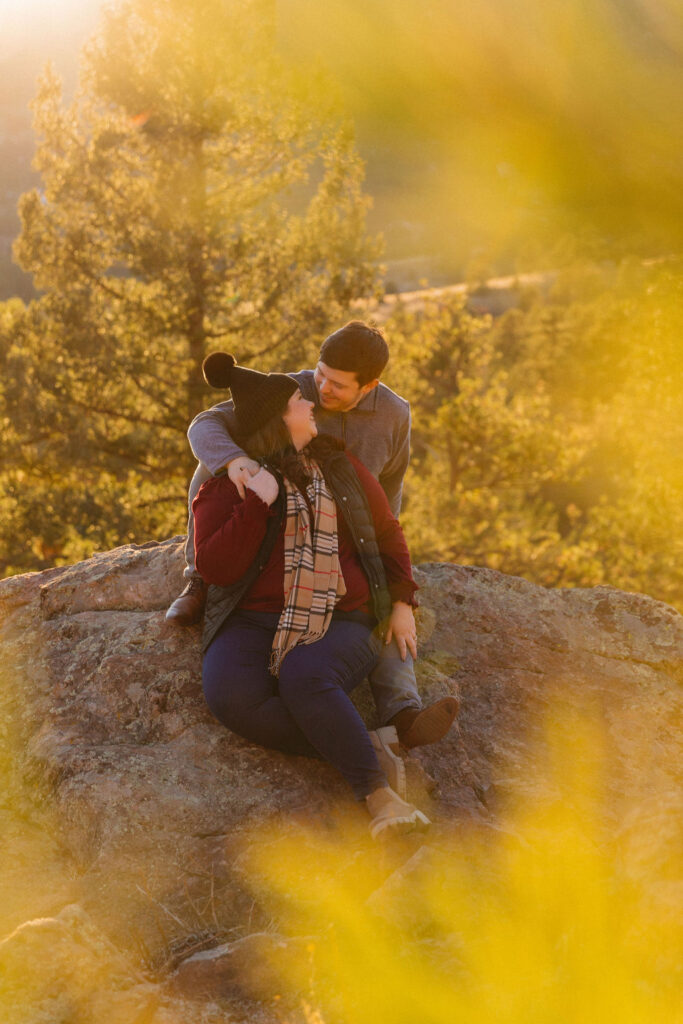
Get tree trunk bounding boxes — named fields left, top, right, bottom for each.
left=185, top=137, right=208, bottom=430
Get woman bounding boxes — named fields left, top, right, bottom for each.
left=193, top=352, right=429, bottom=838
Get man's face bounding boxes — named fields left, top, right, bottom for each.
left=314, top=361, right=377, bottom=412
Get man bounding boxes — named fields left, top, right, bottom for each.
left=167, top=320, right=458, bottom=749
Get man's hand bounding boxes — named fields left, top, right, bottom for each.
left=245, top=467, right=279, bottom=506
left=227, top=456, right=260, bottom=499
left=384, top=601, right=417, bottom=661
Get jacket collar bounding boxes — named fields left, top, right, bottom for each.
left=354, top=385, right=379, bottom=412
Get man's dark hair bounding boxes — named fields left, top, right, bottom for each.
left=319, top=320, right=389, bottom=386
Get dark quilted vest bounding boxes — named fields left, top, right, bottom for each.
left=201, top=450, right=393, bottom=653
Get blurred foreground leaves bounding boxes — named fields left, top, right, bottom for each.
left=245, top=712, right=682, bottom=1024
left=280, top=0, right=683, bottom=269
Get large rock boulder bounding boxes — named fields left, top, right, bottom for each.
left=0, top=538, right=681, bottom=1020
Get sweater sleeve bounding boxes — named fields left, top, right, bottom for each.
left=347, top=454, right=419, bottom=607
left=377, top=406, right=411, bottom=518
left=187, top=400, right=248, bottom=475
left=193, top=477, right=272, bottom=586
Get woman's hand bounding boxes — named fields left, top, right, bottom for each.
left=245, top=467, right=279, bottom=506
left=384, top=601, right=417, bottom=661
left=227, top=456, right=260, bottom=499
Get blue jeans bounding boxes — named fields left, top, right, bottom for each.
left=370, top=643, right=421, bottom=724
left=202, top=611, right=386, bottom=799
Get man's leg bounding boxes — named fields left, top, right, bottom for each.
left=166, top=463, right=212, bottom=625
left=370, top=638, right=459, bottom=748
left=368, top=640, right=421, bottom=724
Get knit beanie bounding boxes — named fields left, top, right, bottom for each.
left=202, top=352, right=298, bottom=438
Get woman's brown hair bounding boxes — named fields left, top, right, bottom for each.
left=240, top=414, right=344, bottom=493
left=240, top=414, right=311, bottom=492
left=240, top=415, right=292, bottom=462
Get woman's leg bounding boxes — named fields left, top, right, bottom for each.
left=277, top=620, right=385, bottom=800
left=202, top=612, right=317, bottom=757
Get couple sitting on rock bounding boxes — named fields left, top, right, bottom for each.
left=167, top=322, right=458, bottom=837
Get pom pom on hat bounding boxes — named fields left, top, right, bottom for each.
left=201, top=351, right=298, bottom=438
left=203, top=352, right=236, bottom=389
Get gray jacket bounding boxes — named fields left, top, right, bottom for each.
left=187, top=369, right=411, bottom=517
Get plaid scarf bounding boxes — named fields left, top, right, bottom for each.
left=269, top=457, right=346, bottom=676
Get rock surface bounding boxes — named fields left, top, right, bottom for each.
left=1, top=538, right=681, bottom=1020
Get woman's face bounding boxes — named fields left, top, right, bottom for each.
left=282, top=389, right=317, bottom=450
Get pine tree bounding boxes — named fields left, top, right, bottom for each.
left=9, top=0, right=380, bottom=567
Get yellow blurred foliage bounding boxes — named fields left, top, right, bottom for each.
left=246, top=709, right=682, bottom=1024
left=280, top=0, right=683, bottom=261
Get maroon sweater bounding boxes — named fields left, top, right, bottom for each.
left=193, top=453, right=418, bottom=615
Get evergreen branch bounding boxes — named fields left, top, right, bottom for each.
left=68, top=252, right=128, bottom=302
left=202, top=327, right=235, bottom=339
left=65, top=393, right=180, bottom=432
left=69, top=251, right=166, bottom=319
left=128, top=373, right=187, bottom=421
left=247, top=326, right=307, bottom=362
left=133, top=494, right=186, bottom=508
left=80, top=446, right=159, bottom=473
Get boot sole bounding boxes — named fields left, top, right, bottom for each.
left=370, top=809, right=431, bottom=841
left=164, top=603, right=205, bottom=626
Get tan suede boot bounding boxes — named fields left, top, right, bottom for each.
left=369, top=726, right=406, bottom=800
left=365, top=786, right=430, bottom=840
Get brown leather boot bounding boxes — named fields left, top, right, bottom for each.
left=165, top=577, right=208, bottom=626
left=389, top=696, right=459, bottom=749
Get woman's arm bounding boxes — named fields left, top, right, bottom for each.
left=193, top=476, right=273, bottom=586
